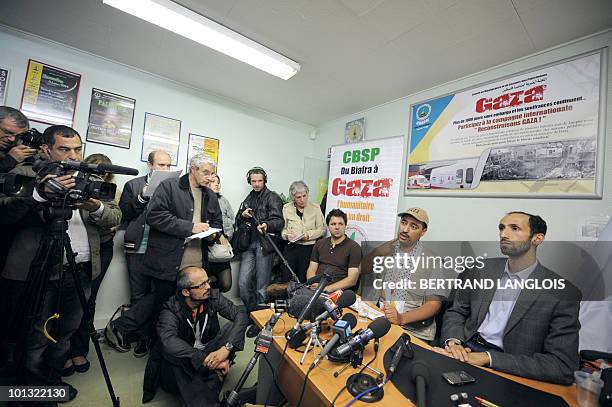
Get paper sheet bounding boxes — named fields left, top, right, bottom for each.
left=143, top=169, right=182, bottom=197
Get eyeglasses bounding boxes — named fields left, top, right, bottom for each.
left=189, top=279, right=210, bottom=290
left=0, top=126, right=19, bottom=137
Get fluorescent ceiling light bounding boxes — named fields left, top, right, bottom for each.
left=102, top=0, right=300, bottom=80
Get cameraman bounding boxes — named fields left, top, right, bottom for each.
left=0, top=106, right=36, bottom=173
left=0, top=125, right=121, bottom=399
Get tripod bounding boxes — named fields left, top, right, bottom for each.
left=299, top=321, right=324, bottom=365
left=5, top=202, right=120, bottom=406
left=222, top=312, right=282, bottom=407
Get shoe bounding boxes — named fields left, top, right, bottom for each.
left=142, top=390, right=155, bottom=403
left=62, top=362, right=75, bottom=377
left=104, top=321, right=131, bottom=353
left=266, top=283, right=289, bottom=299
left=73, top=358, right=90, bottom=373
left=246, top=324, right=261, bottom=338
left=57, top=382, right=78, bottom=403
left=133, top=339, right=150, bottom=358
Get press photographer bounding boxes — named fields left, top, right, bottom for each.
left=0, top=106, right=36, bottom=173
left=0, top=125, right=121, bottom=401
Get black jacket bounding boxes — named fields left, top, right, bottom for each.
left=144, top=174, right=222, bottom=281
left=157, top=290, right=248, bottom=371
left=119, top=175, right=148, bottom=251
left=0, top=151, right=18, bottom=173
left=235, top=186, right=284, bottom=242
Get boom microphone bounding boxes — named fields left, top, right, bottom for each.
left=60, top=160, right=139, bottom=176
left=411, top=361, right=430, bottom=407
left=335, top=318, right=391, bottom=357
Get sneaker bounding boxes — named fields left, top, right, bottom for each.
left=266, top=283, right=289, bottom=299
left=133, top=339, right=150, bottom=358
left=104, top=321, right=131, bottom=353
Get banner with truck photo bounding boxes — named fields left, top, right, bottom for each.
left=325, top=136, right=404, bottom=243
left=405, top=48, right=607, bottom=198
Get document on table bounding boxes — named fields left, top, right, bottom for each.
left=143, top=170, right=182, bottom=197
left=185, top=228, right=222, bottom=243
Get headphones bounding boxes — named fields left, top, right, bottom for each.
left=246, top=166, right=267, bottom=184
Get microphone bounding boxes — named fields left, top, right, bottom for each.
left=60, top=160, right=139, bottom=176
left=411, top=361, right=429, bottom=407
left=311, top=314, right=357, bottom=368
left=388, top=333, right=412, bottom=377
left=285, top=294, right=327, bottom=349
left=302, top=290, right=356, bottom=330
left=253, top=300, right=288, bottom=313
left=288, top=272, right=332, bottom=331
left=335, top=318, right=391, bottom=357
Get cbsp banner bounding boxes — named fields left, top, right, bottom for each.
left=326, top=136, right=404, bottom=243
left=406, top=49, right=606, bottom=198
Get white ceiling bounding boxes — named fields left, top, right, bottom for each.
left=2, top=0, right=612, bottom=125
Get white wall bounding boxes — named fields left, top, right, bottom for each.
left=0, top=26, right=315, bottom=325
left=314, top=30, right=612, bottom=242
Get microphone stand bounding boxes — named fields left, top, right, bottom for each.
left=299, top=320, right=324, bottom=365
left=333, top=345, right=383, bottom=379
left=251, top=213, right=300, bottom=284
left=222, top=312, right=282, bottom=407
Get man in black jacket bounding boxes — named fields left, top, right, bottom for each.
left=145, top=265, right=248, bottom=406
left=112, top=150, right=171, bottom=357
left=0, top=106, right=36, bottom=173
left=107, top=153, right=223, bottom=353
left=236, top=167, right=284, bottom=335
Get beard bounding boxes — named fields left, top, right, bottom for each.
left=500, top=239, right=531, bottom=256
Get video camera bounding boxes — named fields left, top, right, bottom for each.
left=35, top=160, right=137, bottom=203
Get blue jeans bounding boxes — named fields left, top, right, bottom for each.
left=238, top=241, right=273, bottom=312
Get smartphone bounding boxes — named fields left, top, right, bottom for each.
left=442, top=370, right=476, bottom=386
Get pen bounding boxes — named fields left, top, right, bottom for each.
left=474, top=396, right=501, bottom=407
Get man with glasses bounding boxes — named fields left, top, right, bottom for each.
left=106, top=153, right=222, bottom=352
left=143, top=266, right=248, bottom=406
left=0, top=106, right=36, bottom=173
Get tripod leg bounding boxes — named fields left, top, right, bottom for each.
left=64, top=240, right=121, bottom=407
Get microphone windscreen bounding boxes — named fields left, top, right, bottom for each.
left=287, top=294, right=326, bottom=320
left=410, top=361, right=430, bottom=382
left=336, top=290, right=356, bottom=308
left=341, top=313, right=357, bottom=329
left=369, top=317, right=391, bottom=339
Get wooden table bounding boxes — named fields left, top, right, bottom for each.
left=252, top=309, right=578, bottom=407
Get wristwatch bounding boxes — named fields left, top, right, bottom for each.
left=224, top=342, right=234, bottom=352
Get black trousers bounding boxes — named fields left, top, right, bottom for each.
left=282, top=243, right=313, bottom=283
left=158, top=324, right=233, bottom=407
left=114, top=277, right=175, bottom=341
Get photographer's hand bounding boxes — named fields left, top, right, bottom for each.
left=8, top=145, right=37, bottom=162
left=75, top=198, right=102, bottom=212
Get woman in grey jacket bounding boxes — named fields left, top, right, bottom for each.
left=208, top=174, right=234, bottom=292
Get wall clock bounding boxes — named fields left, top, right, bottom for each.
left=345, top=118, right=365, bottom=143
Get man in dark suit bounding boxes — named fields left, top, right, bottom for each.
left=435, top=212, right=581, bottom=385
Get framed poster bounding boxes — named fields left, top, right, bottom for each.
left=186, top=133, right=219, bottom=170
left=140, top=112, right=181, bottom=166
left=0, top=67, right=9, bottom=105
left=86, top=88, right=135, bottom=149
left=20, top=60, right=81, bottom=126
left=405, top=48, right=607, bottom=198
